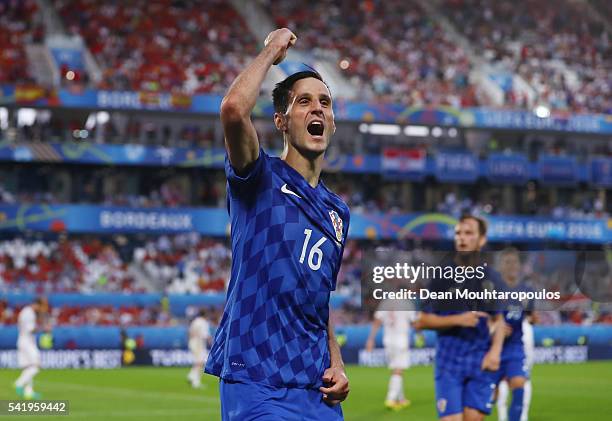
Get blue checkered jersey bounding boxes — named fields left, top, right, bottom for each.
left=205, top=148, right=350, bottom=389
left=424, top=266, right=504, bottom=374
left=502, top=282, right=533, bottom=357
left=433, top=314, right=492, bottom=374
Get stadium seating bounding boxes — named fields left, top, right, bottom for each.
left=53, top=0, right=258, bottom=93
left=0, top=0, right=610, bottom=337
left=441, top=0, right=611, bottom=113
left=0, top=235, right=230, bottom=294
left=265, top=0, right=479, bottom=107
left=0, top=0, right=41, bottom=85
left=0, top=0, right=604, bottom=114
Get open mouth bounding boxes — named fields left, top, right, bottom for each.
left=307, top=121, right=324, bottom=136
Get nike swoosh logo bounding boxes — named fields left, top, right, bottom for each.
left=281, top=184, right=301, bottom=199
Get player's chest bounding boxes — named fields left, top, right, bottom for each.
left=268, top=202, right=342, bottom=276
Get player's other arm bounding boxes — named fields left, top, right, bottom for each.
left=482, top=313, right=506, bottom=371
left=221, top=28, right=296, bottom=172
left=365, top=317, right=382, bottom=352
left=415, top=311, right=488, bottom=330
left=320, top=316, right=349, bottom=405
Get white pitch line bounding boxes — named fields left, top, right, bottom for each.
left=37, top=380, right=220, bottom=404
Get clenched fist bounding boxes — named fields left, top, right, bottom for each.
left=264, top=28, right=297, bottom=65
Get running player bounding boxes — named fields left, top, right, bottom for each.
left=187, top=309, right=211, bottom=388
left=365, top=307, right=418, bottom=410
left=14, top=297, right=48, bottom=400
left=205, top=28, right=350, bottom=420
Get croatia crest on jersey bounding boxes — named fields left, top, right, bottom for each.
left=329, top=210, right=343, bottom=243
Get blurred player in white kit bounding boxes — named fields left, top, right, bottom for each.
left=14, top=297, right=48, bottom=400
left=366, top=307, right=418, bottom=410
left=187, top=308, right=212, bottom=388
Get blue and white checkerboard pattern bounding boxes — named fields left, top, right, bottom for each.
left=206, top=149, right=350, bottom=389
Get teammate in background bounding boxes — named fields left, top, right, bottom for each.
left=204, top=28, right=350, bottom=420
left=187, top=308, right=211, bottom=388
left=495, top=248, right=536, bottom=421
left=415, top=215, right=507, bottom=421
left=365, top=308, right=418, bottom=410
left=497, top=317, right=535, bottom=421
left=14, top=297, right=48, bottom=400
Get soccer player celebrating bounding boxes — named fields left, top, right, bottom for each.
left=14, top=297, right=48, bottom=400
left=495, top=248, right=535, bottom=421
left=205, top=28, right=350, bottom=420
left=365, top=307, right=418, bottom=410
left=187, top=309, right=212, bottom=389
left=415, top=215, right=506, bottom=421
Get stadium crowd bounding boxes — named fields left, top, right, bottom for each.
left=0, top=234, right=231, bottom=294
left=2, top=0, right=609, bottom=114
left=0, top=0, right=41, bottom=85
left=5, top=109, right=612, bottom=159
left=441, top=0, right=611, bottom=113
left=265, top=0, right=479, bottom=108
left=52, top=0, right=257, bottom=94
left=1, top=234, right=610, bottom=328
left=1, top=159, right=608, bottom=220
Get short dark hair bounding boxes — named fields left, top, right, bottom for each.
left=272, top=70, right=328, bottom=114
left=500, top=246, right=519, bottom=258
left=458, top=214, right=488, bottom=237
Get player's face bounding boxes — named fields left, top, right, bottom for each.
left=281, top=77, right=335, bottom=157
left=454, top=219, right=486, bottom=252
left=34, top=299, right=49, bottom=315
left=500, top=252, right=521, bottom=286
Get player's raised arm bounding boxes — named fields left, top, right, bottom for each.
left=220, top=28, right=296, bottom=172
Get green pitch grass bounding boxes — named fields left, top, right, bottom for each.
left=1, top=362, right=611, bottom=420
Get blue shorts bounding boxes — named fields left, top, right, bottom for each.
left=434, top=367, right=497, bottom=418
left=219, top=379, right=344, bottom=421
left=495, top=353, right=529, bottom=383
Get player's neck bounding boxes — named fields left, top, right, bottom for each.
left=282, top=146, right=324, bottom=188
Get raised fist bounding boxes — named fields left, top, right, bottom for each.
left=264, top=28, right=297, bottom=65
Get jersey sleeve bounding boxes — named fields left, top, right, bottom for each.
left=224, top=148, right=270, bottom=193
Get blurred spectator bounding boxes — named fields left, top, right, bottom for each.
left=265, top=0, right=480, bottom=107
left=442, top=0, right=611, bottom=113
left=0, top=0, right=41, bottom=85
left=53, top=0, right=258, bottom=94
left=0, top=234, right=231, bottom=294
